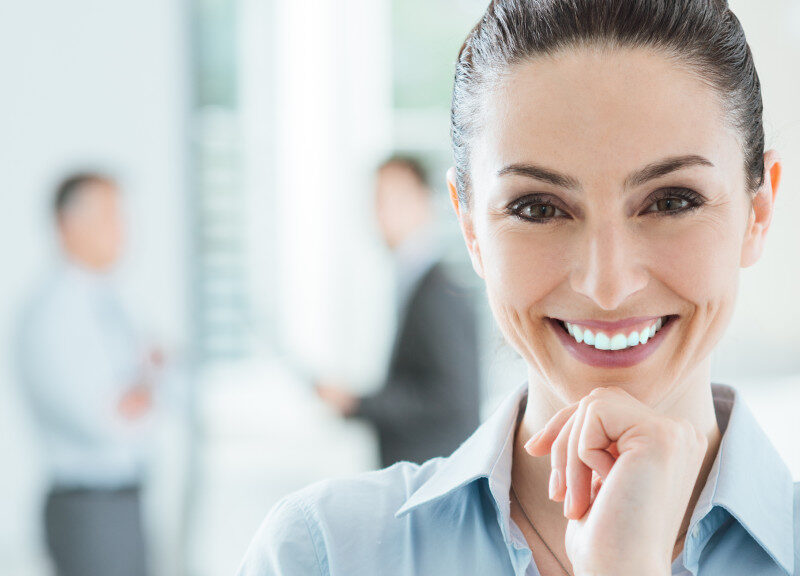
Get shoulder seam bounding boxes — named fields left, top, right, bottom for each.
left=291, top=495, right=330, bottom=576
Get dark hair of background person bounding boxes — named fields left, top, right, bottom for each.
left=451, top=0, right=765, bottom=208
left=53, top=172, right=116, bottom=216
left=378, top=154, right=432, bottom=192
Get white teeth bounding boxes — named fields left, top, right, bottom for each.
left=564, top=316, right=668, bottom=352
left=609, top=334, right=627, bottom=350
left=595, top=333, right=611, bottom=350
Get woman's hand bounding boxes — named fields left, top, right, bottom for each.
left=525, top=386, right=707, bottom=576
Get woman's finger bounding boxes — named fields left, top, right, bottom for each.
left=548, top=410, right=577, bottom=503
left=565, top=399, right=593, bottom=519
left=590, top=472, right=603, bottom=503
left=524, top=403, right=579, bottom=457
left=577, top=402, right=618, bottom=481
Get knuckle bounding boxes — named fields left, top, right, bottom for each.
left=588, top=386, right=612, bottom=400
left=603, top=385, right=627, bottom=397
left=583, top=403, right=599, bottom=425
left=584, top=398, right=608, bottom=424
left=588, top=397, right=608, bottom=412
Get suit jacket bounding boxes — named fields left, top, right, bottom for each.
left=352, top=260, right=481, bottom=468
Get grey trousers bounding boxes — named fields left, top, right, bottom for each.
left=44, top=486, right=148, bottom=576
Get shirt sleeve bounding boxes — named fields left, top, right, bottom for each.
left=237, top=495, right=326, bottom=576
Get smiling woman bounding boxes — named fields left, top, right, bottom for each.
left=238, top=2, right=797, bottom=576
left=460, top=36, right=772, bottom=399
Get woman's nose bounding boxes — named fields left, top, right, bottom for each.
left=568, top=223, right=649, bottom=311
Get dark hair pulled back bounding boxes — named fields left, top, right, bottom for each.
left=451, top=0, right=765, bottom=208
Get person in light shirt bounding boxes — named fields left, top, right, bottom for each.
left=239, top=1, right=798, bottom=575
left=17, top=173, right=158, bottom=576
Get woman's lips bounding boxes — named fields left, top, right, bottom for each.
left=557, top=315, right=662, bottom=332
left=547, top=315, right=677, bottom=368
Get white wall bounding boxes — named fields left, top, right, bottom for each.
left=712, top=0, right=800, bottom=382
left=185, top=1, right=395, bottom=573
left=0, top=0, right=189, bottom=573
left=270, top=0, right=395, bottom=388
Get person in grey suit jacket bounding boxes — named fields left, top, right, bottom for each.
left=316, top=155, right=481, bottom=468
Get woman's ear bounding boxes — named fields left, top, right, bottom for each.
left=741, top=149, right=782, bottom=268
left=447, top=167, right=485, bottom=278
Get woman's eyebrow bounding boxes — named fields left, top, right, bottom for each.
left=496, top=154, right=715, bottom=191
left=624, top=155, right=715, bottom=188
left=496, top=163, right=581, bottom=190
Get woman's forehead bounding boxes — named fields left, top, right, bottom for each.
left=474, top=47, right=740, bottom=187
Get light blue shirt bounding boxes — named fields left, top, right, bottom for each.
left=238, top=382, right=799, bottom=575
left=16, top=262, right=151, bottom=489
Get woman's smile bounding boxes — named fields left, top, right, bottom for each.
left=547, top=314, right=679, bottom=369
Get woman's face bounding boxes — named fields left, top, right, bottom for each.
left=452, top=47, right=780, bottom=406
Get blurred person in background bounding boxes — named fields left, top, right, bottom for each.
left=315, top=155, right=481, bottom=467
left=16, top=172, right=158, bottom=576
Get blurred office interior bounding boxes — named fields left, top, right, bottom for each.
left=1, top=1, right=799, bottom=575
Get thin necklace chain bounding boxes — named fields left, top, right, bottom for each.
left=510, top=482, right=573, bottom=576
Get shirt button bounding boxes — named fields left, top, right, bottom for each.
left=691, top=525, right=700, bottom=539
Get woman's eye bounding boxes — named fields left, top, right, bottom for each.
left=642, top=189, right=704, bottom=215
left=521, top=203, right=559, bottom=219
left=507, top=197, right=567, bottom=222
left=651, top=197, right=689, bottom=212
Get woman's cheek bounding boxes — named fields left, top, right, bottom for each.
left=483, top=227, right=566, bottom=307
left=648, top=214, right=741, bottom=306
left=646, top=215, right=742, bottom=361
left=480, top=227, right=566, bottom=359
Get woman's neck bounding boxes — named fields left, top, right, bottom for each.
left=511, top=359, right=723, bottom=564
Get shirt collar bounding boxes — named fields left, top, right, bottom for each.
left=395, top=381, right=794, bottom=575
left=61, top=257, right=114, bottom=288
left=395, top=381, right=526, bottom=520
left=686, top=383, right=794, bottom=575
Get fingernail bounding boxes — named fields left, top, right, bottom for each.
left=548, top=469, right=560, bottom=500
left=564, top=492, right=571, bottom=517
left=524, top=430, right=545, bottom=451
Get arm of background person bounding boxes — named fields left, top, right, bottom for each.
left=17, top=295, right=148, bottom=447
left=351, top=275, right=480, bottom=430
